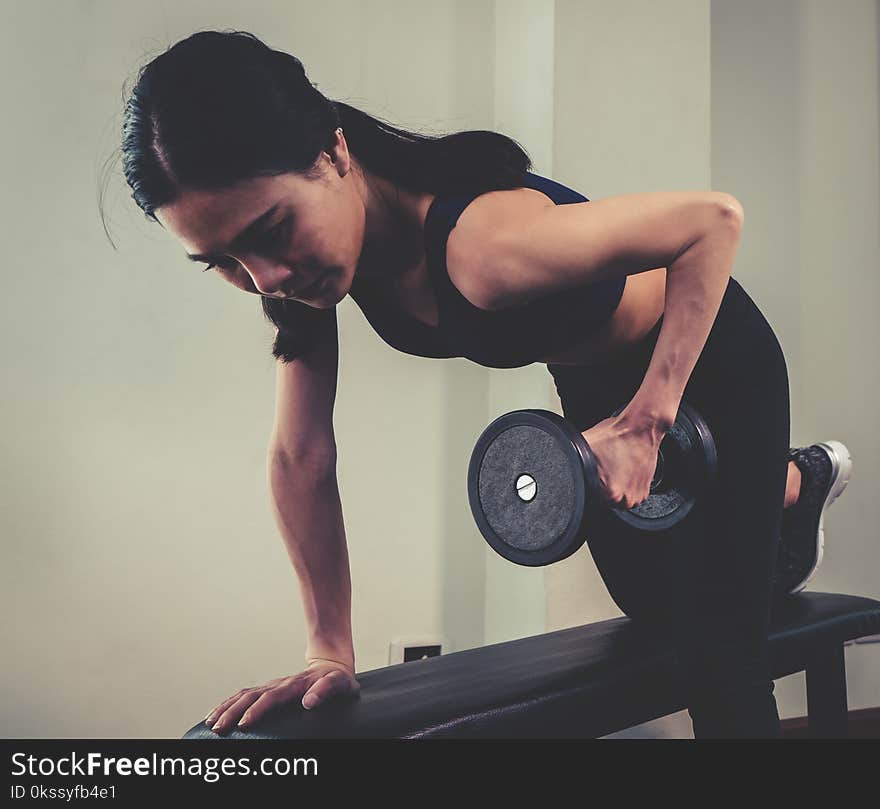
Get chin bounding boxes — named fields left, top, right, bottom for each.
left=320, top=281, right=344, bottom=307
left=342, top=263, right=359, bottom=291
left=321, top=267, right=348, bottom=298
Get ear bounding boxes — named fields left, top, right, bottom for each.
left=323, top=128, right=351, bottom=177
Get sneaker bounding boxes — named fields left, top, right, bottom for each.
left=774, top=441, right=852, bottom=595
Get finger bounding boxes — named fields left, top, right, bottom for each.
left=302, top=670, right=358, bottom=710
left=210, top=691, right=264, bottom=735
left=238, top=684, right=302, bottom=729
left=204, top=689, right=250, bottom=727
left=205, top=672, right=313, bottom=730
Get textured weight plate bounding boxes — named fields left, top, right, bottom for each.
left=467, top=409, right=596, bottom=566
left=608, top=402, right=717, bottom=531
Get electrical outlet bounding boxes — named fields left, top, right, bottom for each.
left=389, top=635, right=448, bottom=665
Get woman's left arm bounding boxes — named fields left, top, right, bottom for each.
left=457, top=189, right=745, bottom=435
left=620, top=218, right=742, bottom=434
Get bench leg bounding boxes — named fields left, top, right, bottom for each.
left=805, top=645, right=848, bottom=738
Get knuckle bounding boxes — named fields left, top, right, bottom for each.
left=325, top=676, right=346, bottom=692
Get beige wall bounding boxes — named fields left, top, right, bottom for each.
left=1, top=0, right=876, bottom=739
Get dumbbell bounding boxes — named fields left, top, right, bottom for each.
left=467, top=403, right=717, bottom=566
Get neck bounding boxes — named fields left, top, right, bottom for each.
left=353, top=161, right=434, bottom=281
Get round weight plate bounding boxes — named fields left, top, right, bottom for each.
left=608, top=402, right=717, bottom=532
left=467, top=409, right=597, bottom=566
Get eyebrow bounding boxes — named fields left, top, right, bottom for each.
left=186, top=204, right=281, bottom=262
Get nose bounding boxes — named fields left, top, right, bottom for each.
left=241, top=255, right=295, bottom=297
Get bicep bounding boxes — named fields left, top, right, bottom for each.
left=268, top=308, right=339, bottom=463
left=477, top=190, right=742, bottom=309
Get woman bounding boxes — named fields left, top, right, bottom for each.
left=112, top=30, right=851, bottom=738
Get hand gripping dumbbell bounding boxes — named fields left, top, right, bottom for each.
left=467, top=403, right=717, bottom=566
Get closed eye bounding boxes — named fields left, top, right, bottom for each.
left=199, top=218, right=291, bottom=273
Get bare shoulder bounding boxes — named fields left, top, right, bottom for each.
left=445, top=186, right=555, bottom=309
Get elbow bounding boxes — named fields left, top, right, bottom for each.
left=712, top=193, right=745, bottom=231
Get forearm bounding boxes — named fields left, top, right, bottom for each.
left=622, top=212, right=743, bottom=433
left=268, top=458, right=355, bottom=668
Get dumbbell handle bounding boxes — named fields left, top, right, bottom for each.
left=518, top=403, right=717, bottom=524
left=468, top=402, right=717, bottom=567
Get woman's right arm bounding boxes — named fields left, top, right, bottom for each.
left=267, top=309, right=352, bottom=667
left=205, top=312, right=360, bottom=734
left=268, top=450, right=354, bottom=671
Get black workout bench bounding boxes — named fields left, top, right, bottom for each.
left=183, top=591, right=880, bottom=739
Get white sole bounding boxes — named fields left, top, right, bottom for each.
left=788, top=440, right=852, bottom=594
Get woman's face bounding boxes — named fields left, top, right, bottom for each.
left=154, top=150, right=365, bottom=307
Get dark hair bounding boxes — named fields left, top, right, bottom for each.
left=108, top=29, right=532, bottom=363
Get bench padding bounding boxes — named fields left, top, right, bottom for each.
left=183, top=591, right=880, bottom=739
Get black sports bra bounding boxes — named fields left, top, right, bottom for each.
left=348, top=171, right=626, bottom=369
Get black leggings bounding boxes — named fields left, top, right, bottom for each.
left=547, top=276, right=789, bottom=738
